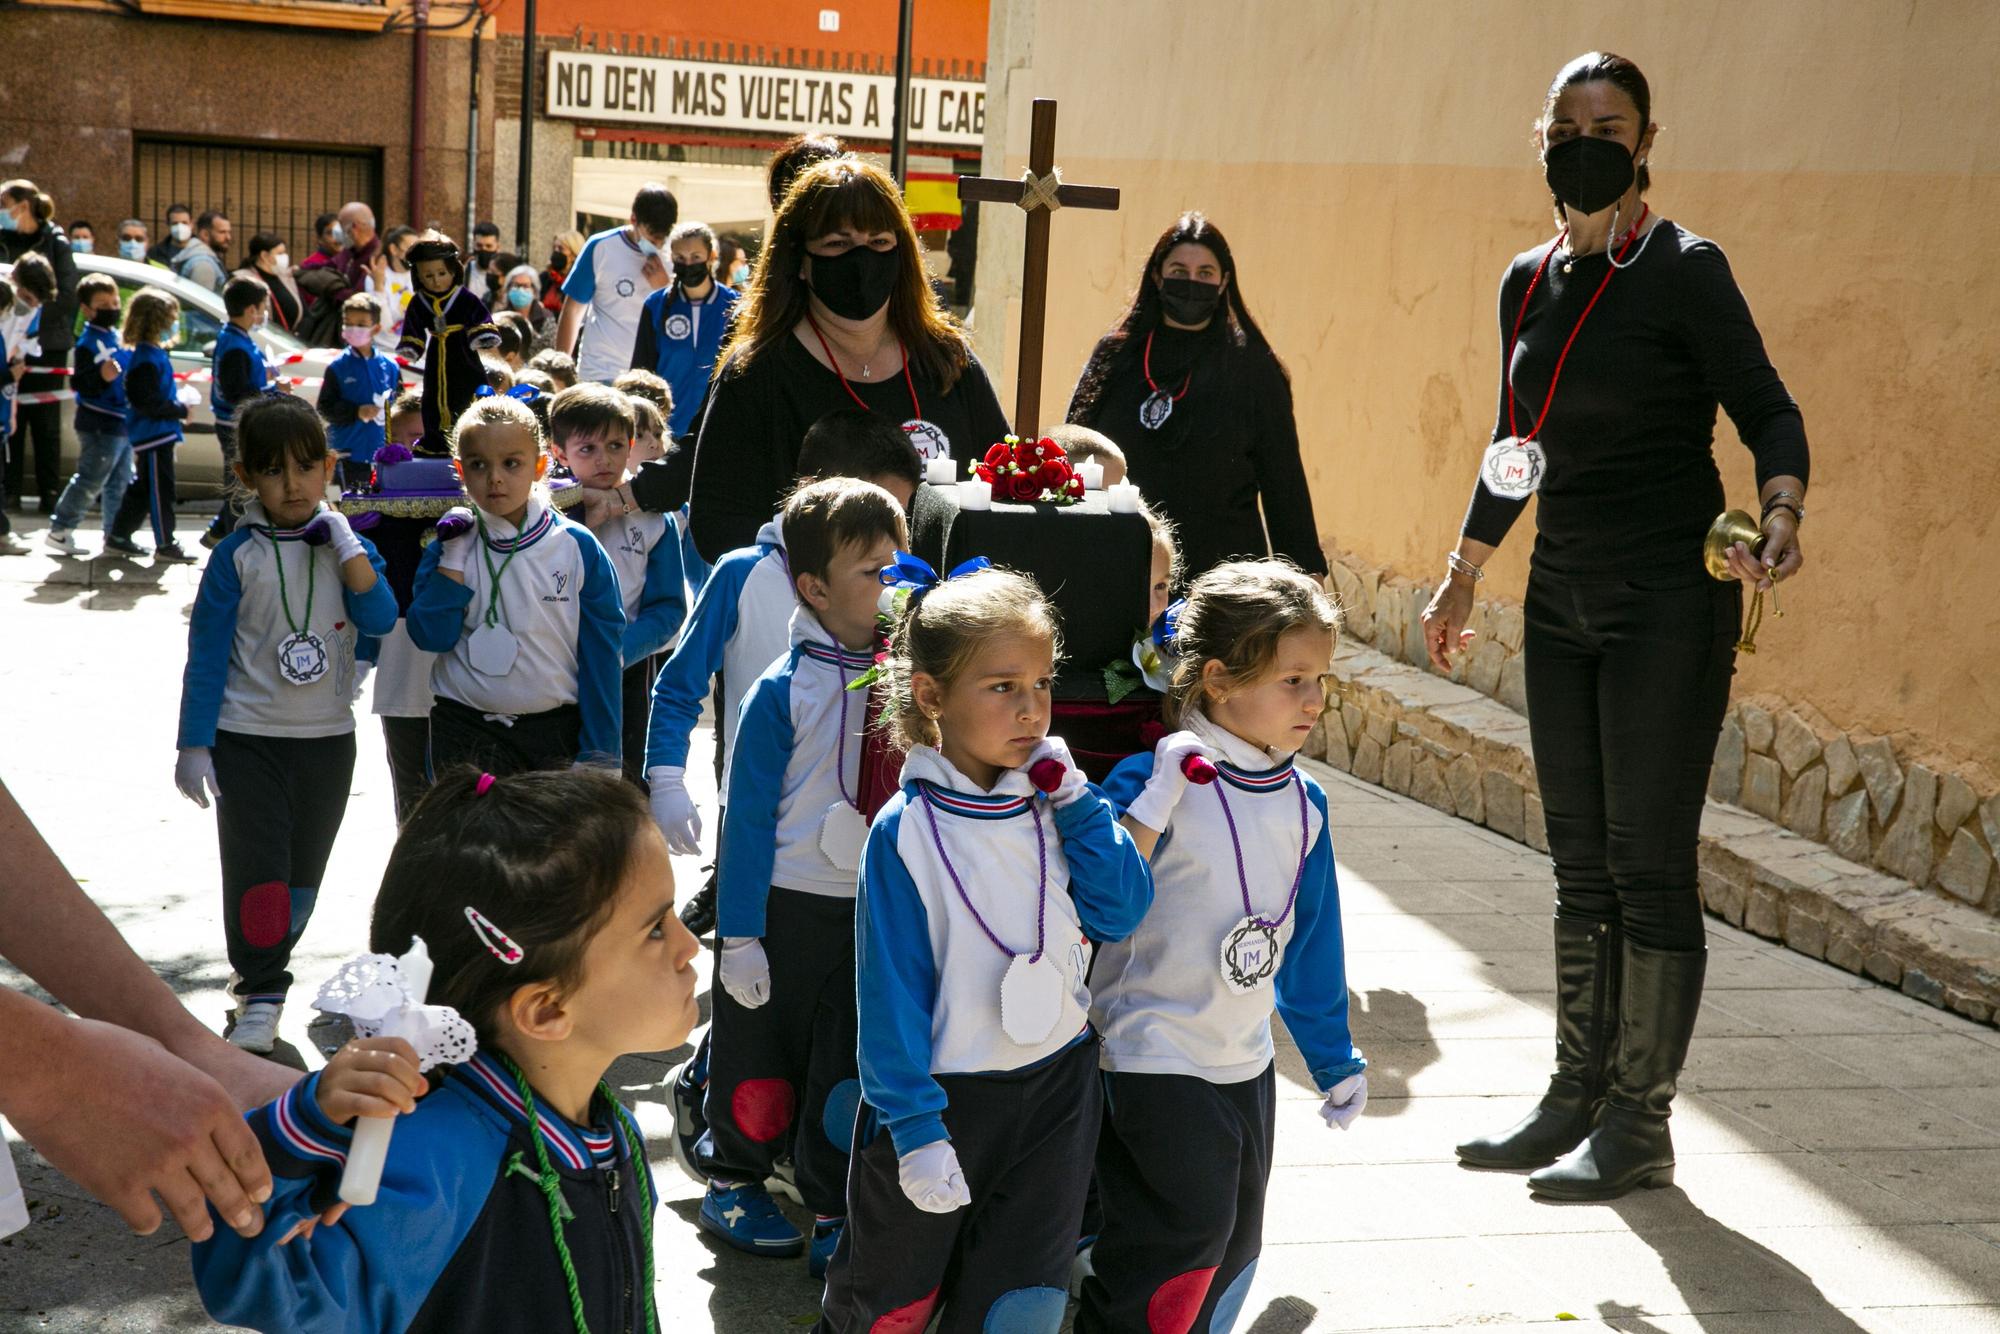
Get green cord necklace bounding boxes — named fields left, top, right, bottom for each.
left=500, top=1055, right=658, bottom=1334
left=265, top=525, right=327, bottom=686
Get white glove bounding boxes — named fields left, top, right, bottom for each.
left=434, top=507, right=477, bottom=574
left=1320, top=1072, right=1367, bottom=1130
left=1124, top=730, right=1211, bottom=832
left=355, top=659, right=374, bottom=693
left=718, top=937, right=771, bottom=1009
left=647, top=766, right=702, bottom=855
left=896, top=1140, right=971, bottom=1214
left=1027, top=736, right=1088, bottom=808
left=175, top=382, right=201, bottom=408
left=175, top=747, right=220, bottom=809
left=303, top=508, right=366, bottom=563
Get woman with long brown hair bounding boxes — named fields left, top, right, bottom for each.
left=1067, top=212, right=1322, bottom=581
left=619, top=155, right=1007, bottom=561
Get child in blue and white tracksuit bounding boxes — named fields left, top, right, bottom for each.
left=406, top=395, right=624, bottom=775
left=816, top=565, right=1153, bottom=1334
left=174, top=395, right=397, bottom=1051
left=695, top=478, right=907, bottom=1275
left=316, top=293, right=403, bottom=489
left=1078, top=561, right=1366, bottom=1334
left=46, top=273, right=131, bottom=552
left=109, top=290, right=193, bottom=558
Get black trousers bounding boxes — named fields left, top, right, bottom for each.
left=817, top=1035, right=1101, bottom=1334
left=212, top=730, right=357, bottom=1001
left=620, top=655, right=658, bottom=791
left=428, top=695, right=581, bottom=779
left=381, top=714, right=432, bottom=824
left=8, top=398, right=62, bottom=503
left=111, top=445, right=178, bottom=546
left=1523, top=569, right=1740, bottom=952
left=1076, top=1065, right=1274, bottom=1334
left=698, top=887, right=858, bottom=1217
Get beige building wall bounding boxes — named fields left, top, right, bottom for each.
left=974, top=0, right=2000, bottom=773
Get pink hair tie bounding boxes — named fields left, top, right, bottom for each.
left=474, top=773, right=497, bottom=796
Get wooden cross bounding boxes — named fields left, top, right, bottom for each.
left=958, top=98, right=1120, bottom=437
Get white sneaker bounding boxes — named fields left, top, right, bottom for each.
left=43, top=528, right=83, bottom=556
left=228, top=1001, right=284, bottom=1054
left=0, top=533, right=27, bottom=556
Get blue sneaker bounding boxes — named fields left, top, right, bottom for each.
left=809, top=1218, right=844, bottom=1279
left=664, top=1053, right=709, bottom=1185
left=698, top=1181, right=804, bottom=1258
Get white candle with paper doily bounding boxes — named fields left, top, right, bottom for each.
left=925, top=455, right=956, bottom=486
left=1078, top=460, right=1105, bottom=491
left=1106, top=482, right=1141, bottom=514
left=313, top=937, right=476, bottom=1206
left=958, top=478, right=994, bottom=511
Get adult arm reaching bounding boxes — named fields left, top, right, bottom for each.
left=0, top=778, right=298, bottom=1239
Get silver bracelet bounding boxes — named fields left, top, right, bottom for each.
left=1446, top=551, right=1485, bottom=583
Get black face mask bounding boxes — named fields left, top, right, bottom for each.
left=673, top=260, right=712, bottom=289
left=1543, top=135, right=1636, bottom=215
left=90, top=307, right=120, bottom=328
left=1158, top=276, right=1223, bottom=326
left=807, top=244, right=900, bottom=321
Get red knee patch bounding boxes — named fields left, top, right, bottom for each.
left=869, top=1287, right=939, bottom=1334
left=730, top=1078, right=796, bottom=1144
left=1147, top=1267, right=1219, bottom=1334
left=239, top=881, right=293, bottom=949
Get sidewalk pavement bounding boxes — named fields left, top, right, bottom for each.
left=2, top=515, right=1997, bottom=1332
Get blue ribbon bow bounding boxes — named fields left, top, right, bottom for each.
left=1152, top=599, right=1186, bottom=652
left=880, top=550, right=991, bottom=609
left=474, top=383, right=545, bottom=406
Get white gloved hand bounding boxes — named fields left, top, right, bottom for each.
left=302, top=508, right=366, bottom=564
left=433, top=507, right=477, bottom=574
left=896, top=1140, right=972, bottom=1214
left=355, top=658, right=374, bottom=694
left=174, top=747, right=220, bottom=809
left=1124, top=730, right=1210, bottom=832
left=647, top=766, right=702, bottom=855
left=175, top=382, right=201, bottom=408
left=718, top=937, right=771, bottom=1009
left=1320, top=1072, right=1367, bottom=1130
left=1027, top=736, right=1088, bottom=808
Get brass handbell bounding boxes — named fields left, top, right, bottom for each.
left=1705, top=509, right=1781, bottom=653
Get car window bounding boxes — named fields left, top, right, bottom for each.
left=180, top=304, right=221, bottom=355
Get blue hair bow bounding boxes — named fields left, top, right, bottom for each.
left=474, top=383, right=545, bottom=406
left=880, top=550, right=991, bottom=610
left=1152, top=599, right=1186, bottom=652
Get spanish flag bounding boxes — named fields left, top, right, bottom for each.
left=905, top=172, right=963, bottom=232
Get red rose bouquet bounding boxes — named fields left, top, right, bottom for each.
left=973, top=434, right=1087, bottom=505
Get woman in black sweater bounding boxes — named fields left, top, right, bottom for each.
left=619, top=155, right=1006, bottom=563
left=1426, top=53, right=1808, bottom=1201
left=1066, top=213, right=1322, bottom=581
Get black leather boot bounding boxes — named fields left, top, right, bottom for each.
left=1529, top=939, right=1707, bottom=1200
left=1457, top=917, right=1621, bottom=1170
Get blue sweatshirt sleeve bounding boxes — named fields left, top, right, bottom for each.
left=854, top=801, right=949, bottom=1155
left=571, top=526, right=626, bottom=765
left=645, top=549, right=753, bottom=770
left=178, top=535, right=246, bottom=749
left=620, top=523, right=687, bottom=665
left=340, top=534, right=400, bottom=638
left=190, top=1074, right=496, bottom=1334
left=405, top=538, right=473, bottom=653
left=1274, top=780, right=1366, bottom=1091
left=715, top=666, right=793, bottom=937
left=1051, top=782, right=1154, bottom=944
left=1099, top=753, right=1153, bottom=821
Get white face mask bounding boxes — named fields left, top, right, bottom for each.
left=328, top=224, right=346, bottom=248
left=72, top=237, right=93, bottom=254
left=274, top=252, right=291, bottom=274
left=170, top=222, right=192, bottom=243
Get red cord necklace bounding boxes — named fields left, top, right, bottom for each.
left=1138, top=329, right=1193, bottom=430
left=805, top=313, right=948, bottom=459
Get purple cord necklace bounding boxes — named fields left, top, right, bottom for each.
left=1213, top=768, right=1310, bottom=930
left=919, top=785, right=1048, bottom=963
left=830, top=650, right=857, bottom=811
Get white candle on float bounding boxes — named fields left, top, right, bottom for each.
left=958, top=478, right=994, bottom=510
left=1078, top=460, right=1104, bottom=491
left=925, top=455, right=956, bottom=486
left=1106, top=482, right=1142, bottom=514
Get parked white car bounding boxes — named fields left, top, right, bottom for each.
left=2, top=254, right=417, bottom=495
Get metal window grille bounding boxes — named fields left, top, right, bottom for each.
left=134, top=136, right=384, bottom=252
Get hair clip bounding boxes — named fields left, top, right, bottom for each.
left=474, top=772, right=497, bottom=796
left=464, top=905, right=524, bottom=966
